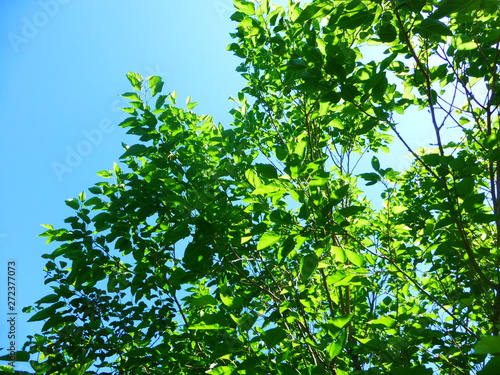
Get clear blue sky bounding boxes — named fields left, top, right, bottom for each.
left=0, top=1, right=443, bottom=371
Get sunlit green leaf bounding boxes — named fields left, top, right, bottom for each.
left=206, top=366, right=237, bottom=375
left=452, top=34, right=478, bottom=50
left=326, top=341, right=342, bottom=359
left=121, top=92, right=142, bottom=102
left=230, top=313, right=257, bottom=330
left=188, top=324, right=228, bottom=330
left=257, top=232, right=281, bottom=250
left=331, top=314, right=354, bottom=329
left=126, top=72, right=142, bottom=91
left=369, top=316, right=397, bottom=328
left=234, top=0, right=255, bottom=15
left=345, top=250, right=364, bottom=267
left=148, top=75, right=164, bottom=97
left=293, top=2, right=334, bottom=23
left=96, top=170, right=113, bottom=178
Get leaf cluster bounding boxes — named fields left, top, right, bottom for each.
left=7, top=0, right=500, bottom=374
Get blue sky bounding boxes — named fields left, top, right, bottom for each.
left=0, top=1, right=447, bottom=371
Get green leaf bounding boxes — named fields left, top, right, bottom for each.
left=78, top=191, right=86, bottom=202
left=183, top=242, right=213, bottom=273
left=338, top=9, right=374, bottom=30
left=421, top=153, right=441, bottom=166
left=256, top=0, right=270, bottom=16
left=155, top=94, right=167, bottom=109
left=220, top=294, right=243, bottom=310
left=27, top=302, right=66, bottom=322
left=120, top=144, right=148, bottom=158
left=252, top=184, right=281, bottom=195
left=326, top=341, right=342, bottom=359
left=121, top=92, right=142, bottom=102
left=278, top=236, right=296, bottom=263
left=287, top=58, right=308, bottom=71
left=452, top=34, right=478, bottom=50
left=378, top=23, right=397, bottom=42
left=455, top=177, right=475, bottom=197
left=0, top=351, right=30, bottom=362
left=191, top=295, right=218, bottom=306
left=293, top=2, right=334, bottom=23
left=372, top=72, right=388, bottom=101
left=485, top=132, right=500, bottom=148
left=300, top=253, right=318, bottom=281
left=293, top=135, right=308, bottom=158
left=255, top=163, right=278, bottom=179
left=262, top=327, right=287, bottom=347
left=331, top=246, right=346, bottom=262
left=96, top=170, right=113, bottom=178
left=88, top=186, right=103, bottom=194
left=474, top=336, right=500, bottom=354
left=397, top=0, right=426, bottom=12
left=278, top=364, right=297, bottom=375
left=206, top=366, right=236, bottom=375
left=391, top=366, right=433, bottom=375
left=479, top=357, right=500, bottom=375
left=83, top=196, right=101, bottom=207
left=338, top=205, right=365, bottom=217
left=345, top=250, right=365, bottom=267
left=430, top=0, right=481, bottom=19
left=416, top=18, right=453, bottom=36
left=369, top=316, right=397, bottom=328
left=332, top=185, right=350, bottom=201
left=65, top=198, right=79, bottom=210
left=473, top=213, right=497, bottom=223
left=257, top=232, right=281, bottom=250
left=36, top=294, right=59, bottom=304
left=331, top=314, right=354, bottom=329
left=390, top=205, right=407, bottom=214
left=308, top=177, right=330, bottom=187
left=269, top=209, right=292, bottom=225
left=234, top=0, right=255, bottom=15
left=379, top=53, right=398, bottom=73
left=230, top=313, right=257, bottom=330
left=126, top=72, right=142, bottom=91
left=188, top=324, right=227, bottom=330
left=148, top=75, right=164, bottom=97
left=327, top=118, right=344, bottom=130
left=185, top=95, right=198, bottom=110
left=245, top=169, right=262, bottom=188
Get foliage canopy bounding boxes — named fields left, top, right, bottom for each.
left=6, top=0, right=500, bottom=374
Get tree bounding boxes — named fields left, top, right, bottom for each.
left=6, top=0, right=500, bottom=373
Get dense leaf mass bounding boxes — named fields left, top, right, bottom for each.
left=14, top=0, right=500, bottom=374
